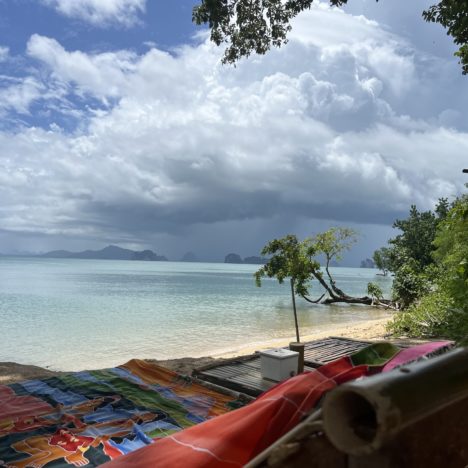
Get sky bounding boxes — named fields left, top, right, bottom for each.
left=0, top=0, right=466, bottom=263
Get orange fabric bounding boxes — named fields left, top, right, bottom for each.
left=121, top=359, right=235, bottom=417
left=103, top=364, right=357, bottom=468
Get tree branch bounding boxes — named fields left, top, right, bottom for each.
left=325, top=256, right=347, bottom=297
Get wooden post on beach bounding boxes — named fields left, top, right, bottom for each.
left=290, top=342, right=305, bottom=374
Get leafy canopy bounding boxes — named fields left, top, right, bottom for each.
left=423, top=1, right=468, bottom=74
left=193, top=0, right=468, bottom=74
left=388, top=195, right=468, bottom=342
left=372, top=247, right=392, bottom=276
left=372, top=199, right=448, bottom=308
left=255, top=227, right=358, bottom=299
left=433, top=195, right=468, bottom=308
left=254, top=234, right=319, bottom=298
left=389, top=199, right=449, bottom=271
left=310, top=227, right=357, bottom=268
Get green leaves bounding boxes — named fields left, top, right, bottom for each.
left=193, top=0, right=302, bottom=64
left=254, top=227, right=358, bottom=298
left=372, top=198, right=450, bottom=309
left=194, top=0, right=468, bottom=75
left=367, top=282, right=384, bottom=301
left=390, top=203, right=442, bottom=271
left=372, top=247, right=392, bottom=275
left=307, top=227, right=358, bottom=266
left=423, top=1, right=468, bottom=74
left=388, top=195, right=468, bottom=343
left=433, top=195, right=468, bottom=309
left=254, top=234, right=320, bottom=297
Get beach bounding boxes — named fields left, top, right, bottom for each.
left=0, top=316, right=393, bottom=385
left=0, top=258, right=394, bottom=372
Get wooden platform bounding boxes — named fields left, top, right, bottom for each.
left=302, top=336, right=371, bottom=366
left=194, top=337, right=371, bottom=397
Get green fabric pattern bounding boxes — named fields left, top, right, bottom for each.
left=350, top=342, right=401, bottom=367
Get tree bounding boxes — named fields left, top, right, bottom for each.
left=193, top=0, right=468, bottom=74
left=373, top=199, right=449, bottom=308
left=389, top=205, right=439, bottom=270
left=423, top=1, right=468, bottom=74
left=305, top=227, right=358, bottom=301
left=387, top=195, right=468, bottom=342
left=372, top=247, right=392, bottom=276
left=255, top=228, right=395, bottom=319
left=367, top=282, right=384, bottom=306
left=433, top=195, right=468, bottom=309
left=254, top=234, right=320, bottom=342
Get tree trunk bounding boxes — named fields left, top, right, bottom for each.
left=322, top=296, right=397, bottom=309
left=290, top=278, right=300, bottom=343
left=307, top=268, right=397, bottom=309
left=325, top=259, right=347, bottom=297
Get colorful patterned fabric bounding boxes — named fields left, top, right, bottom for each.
left=105, top=341, right=452, bottom=468
left=0, top=342, right=452, bottom=468
left=0, top=359, right=238, bottom=468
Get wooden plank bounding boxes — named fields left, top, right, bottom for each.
left=195, top=337, right=376, bottom=395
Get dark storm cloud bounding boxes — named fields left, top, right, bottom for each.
left=0, top=2, right=466, bottom=255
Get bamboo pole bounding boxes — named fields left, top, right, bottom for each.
left=322, top=348, right=468, bottom=456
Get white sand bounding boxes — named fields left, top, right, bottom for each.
left=214, top=316, right=391, bottom=359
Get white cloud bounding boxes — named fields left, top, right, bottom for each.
left=0, top=2, right=466, bottom=248
left=0, top=46, right=9, bottom=62
left=27, top=34, right=136, bottom=100
left=0, top=77, right=44, bottom=114
left=42, top=0, right=146, bottom=27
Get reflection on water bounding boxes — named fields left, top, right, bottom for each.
left=0, top=258, right=392, bottom=370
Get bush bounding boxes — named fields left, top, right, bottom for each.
left=391, top=262, right=434, bottom=309
left=387, top=288, right=468, bottom=343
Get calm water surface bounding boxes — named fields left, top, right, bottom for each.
left=0, top=258, right=392, bottom=370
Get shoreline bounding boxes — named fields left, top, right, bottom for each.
left=212, top=316, right=392, bottom=359
left=0, top=317, right=394, bottom=385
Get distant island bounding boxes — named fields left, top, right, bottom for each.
left=41, top=245, right=168, bottom=261
left=180, top=252, right=199, bottom=262
left=360, top=258, right=375, bottom=268
left=224, top=253, right=268, bottom=265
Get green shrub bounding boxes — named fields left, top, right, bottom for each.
left=391, top=262, right=433, bottom=308
left=387, top=288, right=468, bottom=343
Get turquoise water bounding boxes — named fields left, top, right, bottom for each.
left=0, top=258, right=392, bottom=371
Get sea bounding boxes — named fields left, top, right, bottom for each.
left=0, top=258, right=393, bottom=371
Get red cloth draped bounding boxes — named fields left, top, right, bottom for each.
left=104, top=358, right=367, bottom=468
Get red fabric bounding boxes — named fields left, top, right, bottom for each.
left=104, top=358, right=368, bottom=468
left=0, top=386, right=52, bottom=420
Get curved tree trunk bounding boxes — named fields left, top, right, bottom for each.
left=322, top=295, right=397, bottom=309
left=325, top=260, right=347, bottom=297
left=305, top=267, right=398, bottom=310
left=312, top=271, right=339, bottom=299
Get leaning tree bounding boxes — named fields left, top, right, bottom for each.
left=255, top=228, right=395, bottom=320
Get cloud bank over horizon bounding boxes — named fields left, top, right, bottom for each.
left=0, top=1, right=466, bottom=259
